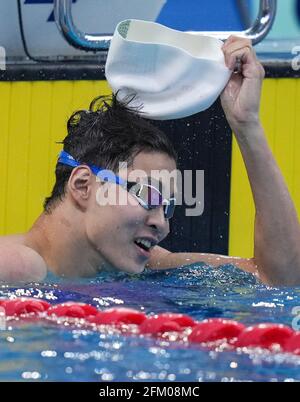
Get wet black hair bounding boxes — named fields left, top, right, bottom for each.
left=43, top=94, right=177, bottom=213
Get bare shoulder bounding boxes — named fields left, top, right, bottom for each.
left=0, top=238, right=47, bottom=282
left=148, top=246, right=259, bottom=276
left=0, top=234, right=26, bottom=245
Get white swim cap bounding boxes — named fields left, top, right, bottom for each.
left=105, top=19, right=231, bottom=120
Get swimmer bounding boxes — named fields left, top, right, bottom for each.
left=1, top=37, right=300, bottom=285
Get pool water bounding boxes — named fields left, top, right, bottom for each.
left=1, top=263, right=300, bottom=382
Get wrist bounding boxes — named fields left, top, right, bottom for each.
left=229, top=119, right=263, bottom=137
left=232, top=122, right=267, bottom=153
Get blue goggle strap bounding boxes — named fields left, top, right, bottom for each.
left=57, top=150, right=126, bottom=186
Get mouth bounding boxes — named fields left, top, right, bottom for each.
left=134, top=237, right=157, bottom=257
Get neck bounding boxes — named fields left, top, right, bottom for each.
left=24, top=205, right=107, bottom=278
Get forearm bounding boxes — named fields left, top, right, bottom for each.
left=233, top=122, right=300, bottom=285
left=148, top=246, right=258, bottom=275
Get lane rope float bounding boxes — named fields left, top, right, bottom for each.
left=1, top=298, right=300, bottom=355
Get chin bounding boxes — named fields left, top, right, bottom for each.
left=117, top=262, right=145, bottom=274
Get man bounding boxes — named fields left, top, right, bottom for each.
left=1, top=37, right=300, bottom=285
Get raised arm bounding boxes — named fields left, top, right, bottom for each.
left=148, top=36, right=300, bottom=286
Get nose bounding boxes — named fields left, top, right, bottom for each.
left=145, top=207, right=169, bottom=237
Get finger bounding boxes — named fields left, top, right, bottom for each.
left=226, top=48, right=265, bottom=79
left=222, top=37, right=257, bottom=67
left=223, top=35, right=252, bottom=49
left=225, top=47, right=255, bottom=70
left=223, top=40, right=255, bottom=63
left=223, top=40, right=256, bottom=60
left=223, top=42, right=253, bottom=56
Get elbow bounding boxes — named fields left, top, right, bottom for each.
left=255, top=251, right=300, bottom=287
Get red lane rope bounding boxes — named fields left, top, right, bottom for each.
left=1, top=298, right=300, bottom=355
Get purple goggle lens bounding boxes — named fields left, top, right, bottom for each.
left=128, top=183, right=176, bottom=219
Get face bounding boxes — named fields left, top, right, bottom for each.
left=84, top=151, right=177, bottom=274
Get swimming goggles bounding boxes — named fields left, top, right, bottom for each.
left=58, top=150, right=176, bottom=219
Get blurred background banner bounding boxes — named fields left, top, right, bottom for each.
left=0, top=1, right=299, bottom=60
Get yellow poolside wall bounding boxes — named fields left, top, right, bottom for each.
left=0, top=80, right=111, bottom=235
left=0, top=78, right=299, bottom=261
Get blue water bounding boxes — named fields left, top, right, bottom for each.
left=1, top=263, right=300, bottom=382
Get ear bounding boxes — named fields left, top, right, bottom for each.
left=67, top=166, right=94, bottom=209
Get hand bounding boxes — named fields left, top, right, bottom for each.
left=220, top=36, right=265, bottom=130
